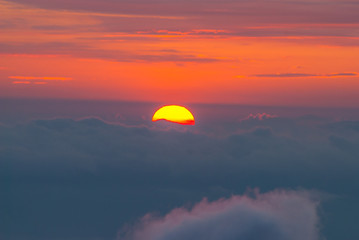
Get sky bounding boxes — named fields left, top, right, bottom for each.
left=1, top=0, right=359, bottom=106
left=1, top=1, right=359, bottom=240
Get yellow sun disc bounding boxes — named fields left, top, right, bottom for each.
left=152, top=105, right=195, bottom=125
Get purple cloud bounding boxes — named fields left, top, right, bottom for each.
left=7, top=0, right=359, bottom=26
left=0, top=42, right=219, bottom=63
left=253, top=72, right=358, bottom=78
left=327, top=72, right=357, bottom=77
left=2, top=0, right=359, bottom=48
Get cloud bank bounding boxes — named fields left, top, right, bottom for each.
left=1, top=112, right=359, bottom=240
left=119, top=190, right=320, bottom=240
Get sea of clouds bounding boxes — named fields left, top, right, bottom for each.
left=1, top=112, right=359, bottom=239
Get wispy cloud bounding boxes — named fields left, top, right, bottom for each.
left=73, top=11, right=186, bottom=20
left=0, top=42, right=220, bottom=63
left=7, top=0, right=359, bottom=26
left=9, top=76, right=72, bottom=81
left=12, top=81, right=31, bottom=84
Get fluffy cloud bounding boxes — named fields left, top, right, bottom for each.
left=119, top=190, right=320, bottom=240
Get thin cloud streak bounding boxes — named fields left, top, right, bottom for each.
left=73, top=11, right=187, bottom=20
left=0, top=43, right=220, bottom=63
left=12, top=81, right=31, bottom=84
left=252, top=72, right=358, bottom=78
left=9, top=76, right=72, bottom=81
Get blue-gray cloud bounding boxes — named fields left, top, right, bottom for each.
left=1, top=113, right=359, bottom=239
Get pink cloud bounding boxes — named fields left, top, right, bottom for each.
left=118, top=190, right=320, bottom=240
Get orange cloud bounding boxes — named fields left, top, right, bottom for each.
left=12, top=81, right=31, bottom=84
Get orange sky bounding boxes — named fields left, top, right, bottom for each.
left=0, top=0, right=358, bottom=107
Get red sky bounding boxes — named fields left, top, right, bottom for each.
left=0, top=0, right=358, bottom=107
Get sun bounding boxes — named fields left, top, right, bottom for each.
left=152, top=105, right=195, bottom=125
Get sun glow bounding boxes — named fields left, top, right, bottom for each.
left=152, top=105, right=195, bottom=125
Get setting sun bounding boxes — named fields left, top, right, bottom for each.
left=152, top=105, right=195, bottom=125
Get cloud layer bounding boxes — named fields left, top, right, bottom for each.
left=1, top=103, right=359, bottom=239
